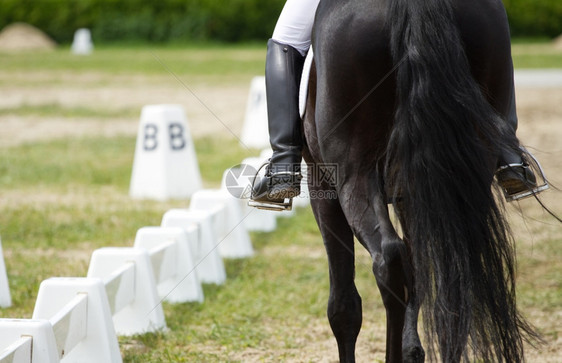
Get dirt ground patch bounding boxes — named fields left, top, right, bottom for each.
left=0, top=70, right=250, bottom=145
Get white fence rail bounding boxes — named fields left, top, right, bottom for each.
left=102, top=263, right=136, bottom=316
left=0, top=163, right=288, bottom=361
left=0, top=195, right=253, bottom=363
left=0, top=336, right=31, bottom=362
left=49, top=294, right=88, bottom=360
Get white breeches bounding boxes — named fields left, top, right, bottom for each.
left=272, top=0, right=321, bottom=55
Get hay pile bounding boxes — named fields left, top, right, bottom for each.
left=0, top=22, right=56, bottom=52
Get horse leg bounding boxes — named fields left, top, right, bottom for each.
left=308, top=170, right=361, bottom=363
left=338, top=174, right=419, bottom=363
left=369, top=196, right=409, bottom=363
left=396, top=215, right=425, bottom=363
left=402, top=288, right=424, bottom=363
left=373, top=234, right=408, bottom=363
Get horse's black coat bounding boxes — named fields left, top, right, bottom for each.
left=303, top=0, right=538, bottom=361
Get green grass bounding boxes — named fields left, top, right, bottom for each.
left=0, top=44, right=266, bottom=80
left=0, top=39, right=559, bottom=82
left=0, top=136, right=255, bottom=191
left=0, top=137, right=134, bottom=190
left=512, top=42, right=562, bottom=69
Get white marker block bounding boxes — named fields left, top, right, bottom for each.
left=0, top=336, right=32, bottom=362
left=0, top=319, right=59, bottom=363
left=130, top=104, right=202, bottom=201
left=32, top=278, right=122, bottom=363
left=134, top=227, right=204, bottom=303
left=190, top=189, right=254, bottom=258
left=0, top=237, right=11, bottom=308
left=87, top=248, right=166, bottom=336
left=240, top=76, right=270, bottom=148
left=71, top=28, right=93, bottom=55
left=161, top=209, right=226, bottom=285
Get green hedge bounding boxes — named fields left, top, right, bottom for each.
left=504, top=0, right=562, bottom=37
left=0, top=0, right=560, bottom=44
left=0, top=0, right=285, bottom=43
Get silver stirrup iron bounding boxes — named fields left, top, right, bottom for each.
left=248, top=198, right=294, bottom=212
left=499, top=149, right=549, bottom=202
left=247, top=161, right=295, bottom=212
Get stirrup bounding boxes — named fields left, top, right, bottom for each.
left=498, top=150, right=549, bottom=202
left=248, top=198, right=293, bottom=212
left=248, top=161, right=297, bottom=211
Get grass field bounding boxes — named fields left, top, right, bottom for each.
left=0, top=41, right=561, bottom=361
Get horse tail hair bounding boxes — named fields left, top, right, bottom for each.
left=385, top=0, right=538, bottom=361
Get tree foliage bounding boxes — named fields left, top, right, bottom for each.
left=0, top=0, right=560, bottom=44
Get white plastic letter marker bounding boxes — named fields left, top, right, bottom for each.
left=161, top=209, right=226, bottom=285
left=71, top=28, right=93, bottom=55
left=130, top=104, right=202, bottom=201
left=0, top=319, right=59, bottom=363
left=134, top=227, right=204, bottom=303
left=87, top=248, right=167, bottom=335
left=190, top=190, right=254, bottom=258
left=32, top=278, right=122, bottom=362
left=240, top=77, right=270, bottom=148
left=0, top=237, right=11, bottom=308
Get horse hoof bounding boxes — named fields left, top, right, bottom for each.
left=403, top=346, right=425, bottom=363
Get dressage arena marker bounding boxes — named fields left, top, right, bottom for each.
left=161, top=209, right=226, bottom=285
left=134, top=226, right=204, bottom=303
left=70, top=28, right=93, bottom=55
left=0, top=320, right=60, bottom=362
left=0, top=335, right=32, bottom=362
left=240, top=76, right=270, bottom=148
left=190, top=190, right=254, bottom=258
left=32, top=278, right=122, bottom=362
left=0, top=237, right=11, bottom=308
left=87, top=248, right=166, bottom=336
left=130, top=104, right=202, bottom=201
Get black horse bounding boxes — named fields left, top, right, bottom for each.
left=302, top=0, right=539, bottom=361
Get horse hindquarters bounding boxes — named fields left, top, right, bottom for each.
left=307, top=2, right=424, bottom=361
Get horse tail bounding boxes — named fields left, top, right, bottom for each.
left=385, top=0, right=537, bottom=361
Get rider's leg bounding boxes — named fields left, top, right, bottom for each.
left=250, top=0, right=320, bottom=207
left=272, top=0, right=320, bottom=56
left=251, top=39, right=305, bottom=204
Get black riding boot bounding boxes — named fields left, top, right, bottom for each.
left=495, top=79, right=538, bottom=200
left=249, top=39, right=305, bottom=211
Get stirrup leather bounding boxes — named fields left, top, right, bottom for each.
left=497, top=150, right=549, bottom=202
